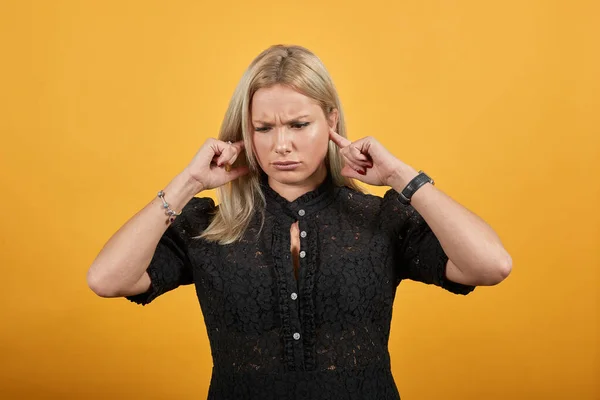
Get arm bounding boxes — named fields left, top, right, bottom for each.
left=327, top=128, right=512, bottom=287
left=388, top=165, right=512, bottom=286
left=86, top=170, right=203, bottom=298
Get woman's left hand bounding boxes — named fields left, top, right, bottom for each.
left=329, top=128, right=417, bottom=187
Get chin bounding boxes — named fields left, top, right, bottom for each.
left=266, top=168, right=312, bottom=184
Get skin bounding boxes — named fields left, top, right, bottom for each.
left=212, top=83, right=512, bottom=286
left=87, top=79, right=509, bottom=307
left=250, top=84, right=338, bottom=277
left=96, top=85, right=515, bottom=300
left=250, top=84, right=337, bottom=202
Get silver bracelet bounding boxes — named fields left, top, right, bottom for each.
left=157, top=190, right=182, bottom=224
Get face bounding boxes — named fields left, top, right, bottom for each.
left=250, top=84, right=336, bottom=187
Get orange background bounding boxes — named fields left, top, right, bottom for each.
left=1, top=1, right=598, bottom=399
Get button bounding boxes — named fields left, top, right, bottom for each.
left=293, top=332, right=301, bottom=340
left=290, top=292, right=298, bottom=300
left=300, top=231, right=307, bottom=238
left=298, top=209, right=305, bottom=216
left=299, top=251, right=306, bottom=258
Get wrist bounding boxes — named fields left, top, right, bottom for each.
left=388, top=164, right=419, bottom=192
left=180, top=168, right=205, bottom=194
left=162, top=171, right=204, bottom=211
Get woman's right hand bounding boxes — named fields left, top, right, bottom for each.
left=184, top=138, right=249, bottom=192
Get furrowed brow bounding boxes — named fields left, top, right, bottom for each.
left=253, top=115, right=310, bottom=125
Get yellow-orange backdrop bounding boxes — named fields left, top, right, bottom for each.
left=0, top=1, right=598, bottom=399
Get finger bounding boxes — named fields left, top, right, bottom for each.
left=227, top=141, right=246, bottom=165
left=231, top=140, right=245, bottom=151
left=211, top=138, right=228, bottom=155
left=340, top=146, right=372, bottom=168
left=215, top=152, right=229, bottom=167
left=216, top=142, right=239, bottom=166
left=213, top=139, right=241, bottom=153
left=343, top=154, right=371, bottom=169
left=328, top=127, right=351, bottom=148
left=227, top=152, right=240, bottom=166
left=344, top=150, right=372, bottom=168
left=340, top=165, right=364, bottom=179
left=222, top=140, right=246, bottom=166
left=342, top=158, right=365, bottom=175
left=354, top=159, right=373, bottom=168
left=349, top=146, right=370, bottom=163
left=224, top=165, right=249, bottom=181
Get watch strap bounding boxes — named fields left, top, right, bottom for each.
left=398, top=170, right=434, bottom=205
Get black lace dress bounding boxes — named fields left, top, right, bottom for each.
left=127, top=173, right=476, bottom=399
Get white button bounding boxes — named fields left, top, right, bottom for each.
left=300, top=231, right=307, bottom=238
left=299, top=251, right=306, bottom=258
left=291, top=292, right=298, bottom=300
left=293, top=332, right=301, bottom=340
left=298, top=209, right=305, bottom=216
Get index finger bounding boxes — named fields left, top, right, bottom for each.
left=226, top=139, right=245, bottom=153
left=328, top=127, right=351, bottom=148
left=232, top=140, right=245, bottom=149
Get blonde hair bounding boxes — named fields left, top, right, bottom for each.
left=197, top=44, right=363, bottom=244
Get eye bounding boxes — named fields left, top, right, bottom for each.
left=254, top=126, right=271, bottom=132
left=290, top=122, right=310, bottom=130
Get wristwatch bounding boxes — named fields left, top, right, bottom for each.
left=397, top=170, right=434, bottom=205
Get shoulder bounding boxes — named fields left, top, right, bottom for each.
left=331, top=187, right=379, bottom=227
left=174, top=196, right=218, bottom=236
left=336, top=185, right=404, bottom=212
left=336, top=186, right=414, bottom=228
left=183, top=196, right=217, bottom=213
left=336, top=185, right=382, bottom=207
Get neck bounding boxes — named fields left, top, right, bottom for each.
left=268, top=163, right=328, bottom=202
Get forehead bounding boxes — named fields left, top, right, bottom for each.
left=251, top=84, right=321, bottom=119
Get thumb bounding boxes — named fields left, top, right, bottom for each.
left=225, top=166, right=250, bottom=182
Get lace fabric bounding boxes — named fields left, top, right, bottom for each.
left=126, top=175, right=475, bottom=399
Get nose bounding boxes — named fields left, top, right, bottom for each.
left=274, top=127, right=292, bottom=155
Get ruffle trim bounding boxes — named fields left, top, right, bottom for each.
left=260, top=172, right=336, bottom=219
left=271, top=221, right=296, bottom=371
left=300, top=220, right=318, bottom=370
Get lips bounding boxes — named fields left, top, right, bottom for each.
left=271, top=161, right=301, bottom=171
left=272, top=161, right=300, bottom=165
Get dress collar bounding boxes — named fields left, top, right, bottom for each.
left=260, top=172, right=338, bottom=220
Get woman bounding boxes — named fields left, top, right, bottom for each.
left=87, top=44, right=512, bottom=399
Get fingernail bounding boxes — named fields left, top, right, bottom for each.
left=358, top=170, right=366, bottom=175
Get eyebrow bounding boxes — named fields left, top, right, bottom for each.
left=252, top=115, right=311, bottom=125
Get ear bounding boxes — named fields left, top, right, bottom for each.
left=327, top=108, right=339, bottom=131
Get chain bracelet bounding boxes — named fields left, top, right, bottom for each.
left=157, top=190, right=182, bottom=225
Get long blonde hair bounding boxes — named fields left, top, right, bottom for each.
left=197, top=44, right=363, bottom=244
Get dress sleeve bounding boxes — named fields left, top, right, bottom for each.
left=382, top=189, right=476, bottom=295
left=126, top=196, right=216, bottom=305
